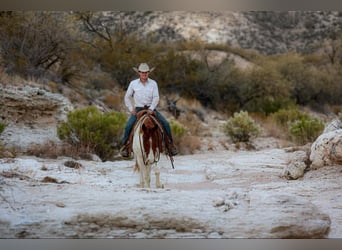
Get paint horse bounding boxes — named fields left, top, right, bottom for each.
left=132, top=110, right=174, bottom=188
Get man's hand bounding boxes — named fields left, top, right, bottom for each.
left=131, top=110, right=137, bottom=115
left=147, top=109, right=154, bottom=115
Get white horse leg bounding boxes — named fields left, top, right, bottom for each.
left=136, top=158, right=145, bottom=188
left=154, top=163, right=163, bottom=188
left=145, top=163, right=152, bottom=188
left=139, top=170, right=145, bottom=188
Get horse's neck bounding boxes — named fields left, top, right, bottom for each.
left=137, top=115, right=164, bottom=158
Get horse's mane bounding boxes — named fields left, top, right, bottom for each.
left=134, top=110, right=174, bottom=168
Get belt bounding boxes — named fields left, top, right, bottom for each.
left=136, top=105, right=150, bottom=110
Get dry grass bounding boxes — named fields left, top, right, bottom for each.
left=25, top=140, right=94, bottom=160
left=26, top=140, right=61, bottom=159
left=249, top=112, right=289, bottom=140
left=177, top=135, right=202, bottom=155
left=103, top=90, right=126, bottom=111
left=0, top=68, right=25, bottom=86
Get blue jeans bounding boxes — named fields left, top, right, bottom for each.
left=121, top=107, right=173, bottom=146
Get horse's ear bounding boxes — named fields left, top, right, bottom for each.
left=137, top=110, right=148, bottom=119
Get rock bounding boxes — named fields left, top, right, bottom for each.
left=282, top=150, right=308, bottom=180
left=0, top=85, right=73, bottom=125
left=282, top=161, right=306, bottom=180
left=246, top=194, right=331, bottom=238
left=212, top=197, right=225, bottom=207
left=310, top=129, right=342, bottom=169
left=323, top=119, right=342, bottom=134
left=0, top=84, right=74, bottom=152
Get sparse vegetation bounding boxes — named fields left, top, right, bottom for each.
left=223, top=111, right=261, bottom=143
left=57, top=106, right=127, bottom=161
left=1, top=11, right=342, bottom=156
left=271, top=107, right=324, bottom=144
left=0, top=122, right=7, bottom=157
left=0, top=122, right=6, bottom=135
left=288, top=116, right=324, bottom=144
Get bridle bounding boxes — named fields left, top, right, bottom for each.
left=136, top=113, right=164, bottom=165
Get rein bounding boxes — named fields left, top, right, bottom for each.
left=137, top=114, right=162, bottom=165
left=135, top=112, right=175, bottom=169
left=149, top=115, right=175, bottom=169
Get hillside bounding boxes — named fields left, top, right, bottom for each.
left=98, top=11, right=342, bottom=54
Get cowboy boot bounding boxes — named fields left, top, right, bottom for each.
left=120, top=145, right=130, bottom=158
left=170, top=143, right=178, bottom=156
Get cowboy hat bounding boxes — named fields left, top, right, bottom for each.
left=133, top=63, right=155, bottom=73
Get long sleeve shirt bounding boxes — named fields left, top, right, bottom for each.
left=124, top=78, right=160, bottom=113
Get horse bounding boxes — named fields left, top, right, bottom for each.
left=132, top=110, right=174, bottom=188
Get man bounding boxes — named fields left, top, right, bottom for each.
left=120, top=63, right=178, bottom=158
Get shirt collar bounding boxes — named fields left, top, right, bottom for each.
left=139, top=78, right=149, bottom=85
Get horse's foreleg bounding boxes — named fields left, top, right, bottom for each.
left=136, top=159, right=145, bottom=188
left=139, top=171, right=145, bottom=188
left=154, top=163, right=163, bottom=188
left=145, top=163, right=152, bottom=188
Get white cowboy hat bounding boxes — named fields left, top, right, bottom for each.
left=133, top=63, right=155, bottom=73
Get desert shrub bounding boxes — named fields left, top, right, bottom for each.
left=26, top=140, right=60, bottom=159
left=271, top=108, right=307, bottom=127
left=240, top=64, right=292, bottom=114
left=271, top=107, right=324, bottom=144
left=170, top=118, right=187, bottom=139
left=273, top=53, right=333, bottom=107
left=178, top=135, right=201, bottom=155
left=0, top=122, right=6, bottom=135
left=169, top=118, right=188, bottom=154
left=288, top=117, right=324, bottom=144
left=0, top=12, right=76, bottom=81
left=57, top=106, right=127, bottom=161
left=223, top=111, right=261, bottom=143
left=211, top=61, right=293, bottom=114
left=0, top=122, right=6, bottom=154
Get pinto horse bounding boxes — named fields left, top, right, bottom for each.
left=132, top=110, right=174, bottom=188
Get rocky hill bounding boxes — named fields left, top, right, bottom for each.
left=98, top=11, right=342, bottom=54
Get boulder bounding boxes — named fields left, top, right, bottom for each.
left=0, top=84, right=73, bottom=152
left=310, top=129, right=342, bottom=169
left=282, top=150, right=308, bottom=180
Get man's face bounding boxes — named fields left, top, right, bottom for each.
left=139, top=71, right=149, bottom=82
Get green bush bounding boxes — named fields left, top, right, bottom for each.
left=289, top=117, right=324, bottom=144
left=272, top=107, right=324, bottom=144
left=223, top=111, right=261, bottom=143
left=0, top=122, right=7, bottom=156
left=169, top=118, right=189, bottom=155
left=271, top=108, right=308, bottom=127
left=0, top=122, right=6, bottom=135
left=57, top=106, right=127, bottom=161
left=170, top=119, right=187, bottom=138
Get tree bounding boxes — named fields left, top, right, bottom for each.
left=73, top=11, right=114, bottom=50
left=322, top=31, right=342, bottom=65
left=0, top=11, right=73, bottom=80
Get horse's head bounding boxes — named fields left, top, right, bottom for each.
left=136, top=110, right=157, bottom=132
left=142, top=114, right=157, bottom=132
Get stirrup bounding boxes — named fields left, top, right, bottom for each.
left=171, top=146, right=178, bottom=156
left=120, top=146, right=130, bottom=158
